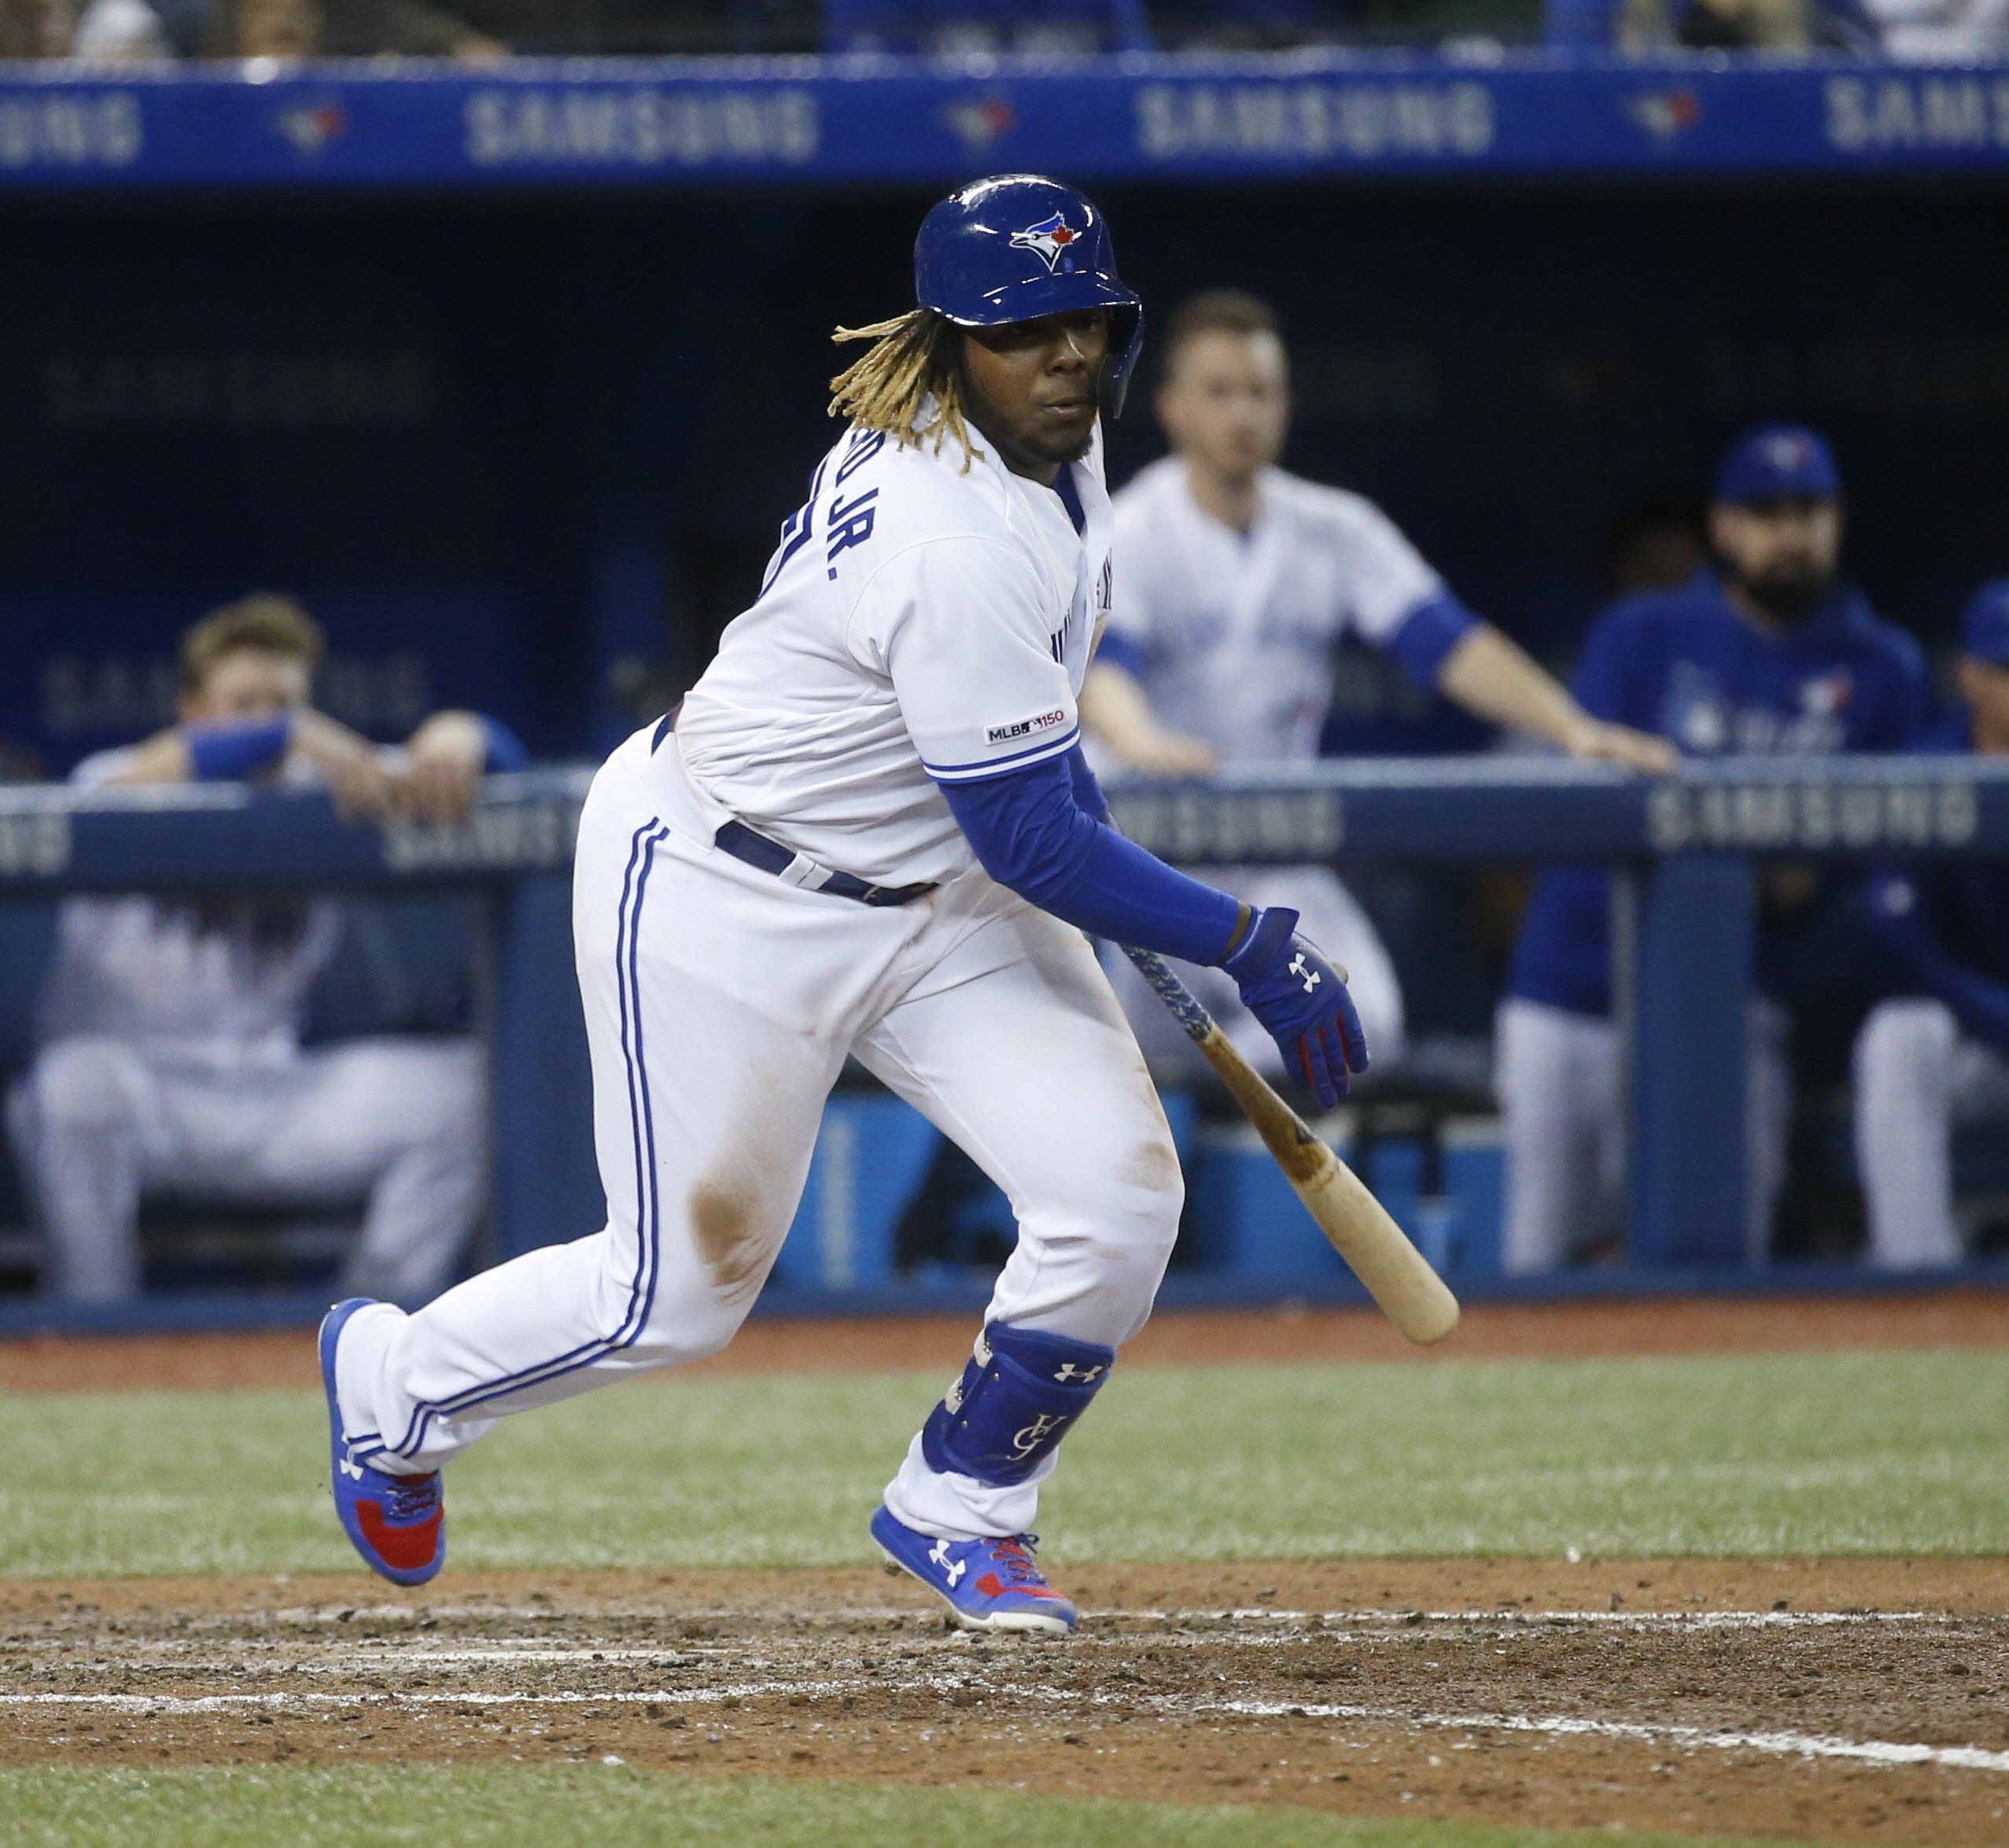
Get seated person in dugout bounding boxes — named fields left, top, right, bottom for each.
left=1854, top=579, right=2009, bottom=1269
left=1498, top=426, right=1928, bottom=1273
left=7, top=593, right=525, bottom=1305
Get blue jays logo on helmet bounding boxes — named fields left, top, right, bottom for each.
left=912, top=174, right=1146, bottom=416
left=1008, top=212, right=1083, bottom=274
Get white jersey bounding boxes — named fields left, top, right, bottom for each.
left=674, top=415, right=1114, bottom=887
left=1107, top=456, right=1441, bottom=764
left=39, top=747, right=342, bottom=1063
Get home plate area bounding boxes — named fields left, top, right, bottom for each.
left=4, top=1560, right=2006, bottom=1844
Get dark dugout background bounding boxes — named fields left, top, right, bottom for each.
left=1, top=179, right=2003, bottom=774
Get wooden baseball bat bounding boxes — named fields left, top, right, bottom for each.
left=1122, top=944, right=1460, bottom=1346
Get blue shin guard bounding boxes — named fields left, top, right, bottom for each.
left=920, top=1322, right=1115, bottom=1486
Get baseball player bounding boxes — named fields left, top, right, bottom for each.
left=1499, top=426, right=1929, bottom=1271
left=1853, top=580, right=2009, bottom=1267
left=9, top=594, right=516, bottom=1304
left=318, top=175, right=1367, bottom=1630
left=1082, top=288, right=1674, bottom=1080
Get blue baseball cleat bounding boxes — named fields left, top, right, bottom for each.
left=870, top=1504, right=1076, bottom=1635
left=319, top=1297, right=445, bottom=1587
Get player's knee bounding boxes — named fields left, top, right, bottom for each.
left=1856, top=998, right=1956, bottom=1082
left=30, top=1037, right=145, bottom=1134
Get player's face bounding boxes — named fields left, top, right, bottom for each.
left=1957, top=655, right=2009, bottom=751
left=1709, top=496, right=1843, bottom=624
left=957, top=309, right=1111, bottom=480
left=180, top=648, right=314, bottom=726
left=1156, top=330, right=1290, bottom=485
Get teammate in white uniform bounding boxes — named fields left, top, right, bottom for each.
left=9, top=595, right=504, bottom=1304
left=1082, top=290, right=1674, bottom=1082
left=319, top=177, right=1369, bottom=1629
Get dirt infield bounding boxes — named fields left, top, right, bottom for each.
left=4, top=1560, right=2006, bottom=1844
left=5, top=1289, right=2007, bottom=1392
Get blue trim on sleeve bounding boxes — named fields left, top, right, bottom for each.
left=1094, top=629, right=1145, bottom=677
left=1386, top=591, right=1480, bottom=691
left=921, top=723, right=1081, bottom=782
left=937, top=751, right=1240, bottom=966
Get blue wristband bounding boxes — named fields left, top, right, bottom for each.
left=186, top=717, right=293, bottom=781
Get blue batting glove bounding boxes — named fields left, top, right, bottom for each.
left=1219, top=906, right=1369, bottom=1108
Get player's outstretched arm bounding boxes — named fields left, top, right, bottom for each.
left=1078, top=661, right=1218, bottom=775
left=1436, top=625, right=1677, bottom=775
left=938, top=747, right=1368, bottom=1104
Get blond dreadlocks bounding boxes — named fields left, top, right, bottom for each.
left=828, top=310, right=983, bottom=470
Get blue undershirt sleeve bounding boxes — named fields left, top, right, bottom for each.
left=186, top=717, right=293, bottom=781
left=938, top=748, right=1240, bottom=966
left=477, top=714, right=529, bottom=773
left=1093, top=629, right=1146, bottom=679
left=1384, top=591, right=1481, bottom=692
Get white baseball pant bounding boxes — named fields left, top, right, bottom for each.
left=334, top=726, right=1183, bottom=1543
left=1495, top=994, right=1791, bottom=1272
left=1103, top=862, right=1406, bottom=1080
left=8, top=1035, right=485, bottom=1304
left=1853, top=997, right=2009, bottom=1267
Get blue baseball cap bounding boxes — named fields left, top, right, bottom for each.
left=1715, top=423, right=1842, bottom=505
left=1961, top=578, right=2009, bottom=666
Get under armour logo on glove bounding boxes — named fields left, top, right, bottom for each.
left=1224, top=907, right=1370, bottom=1111
left=1289, top=952, right=1322, bottom=995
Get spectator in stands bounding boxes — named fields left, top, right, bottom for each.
left=1546, top=0, right=1880, bottom=49
left=823, top=0, right=1149, bottom=52
left=1079, top=288, right=1673, bottom=1085
left=67, top=0, right=509, bottom=61
left=1852, top=580, right=2009, bottom=1268
left=6, top=593, right=522, bottom=1305
left=1498, top=426, right=1927, bottom=1272
left=1858, top=0, right=2009, bottom=56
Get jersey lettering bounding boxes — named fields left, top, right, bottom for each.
left=761, top=455, right=830, bottom=596
left=835, top=428, right=886, bottom=485
left=824, top=488, right=879, bottom=580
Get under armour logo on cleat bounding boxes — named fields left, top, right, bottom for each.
left=928, top=1539, right=967, bottom=1587
left=1053, top=1363, right=1104, bottom=1384
left=338, top=1454, right=365, bottom=1481
left=1288, top=953, right=1322, bottom=994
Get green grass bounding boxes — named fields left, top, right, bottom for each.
left=3, top=1350, right=2007, bottom=1577
left=0, top=1766, right=1838, bottom=1848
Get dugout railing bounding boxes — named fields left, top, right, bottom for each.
left=2, top=751, right=2006, bottom=1333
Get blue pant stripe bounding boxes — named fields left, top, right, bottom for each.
left=387, top=818, right=669, bottom=1455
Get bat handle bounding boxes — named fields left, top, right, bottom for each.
left=1119, top=944, right=1215, bottom=1046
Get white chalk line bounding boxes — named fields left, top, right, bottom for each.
left=1200, top=1695, right=2009, bottom=1776
left=99, top=1604, right=1963, bottom=1634
left=7, top=1672, right=2009, bottom=1777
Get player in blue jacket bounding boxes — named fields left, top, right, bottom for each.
left=1498, top=425, right=1928, bottom=1271
left=1853, top=581, right=2009, bottom=1267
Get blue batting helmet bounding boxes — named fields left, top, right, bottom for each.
left=914, top=174, right=1145, bottom=416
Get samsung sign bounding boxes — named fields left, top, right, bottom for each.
left=1646, top=779, right=1979, bottom=854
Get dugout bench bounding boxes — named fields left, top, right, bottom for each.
left=2, top=751, right=2006, bottom=1333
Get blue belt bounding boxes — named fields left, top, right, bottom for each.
left=713, top=821, right=938, bottom=909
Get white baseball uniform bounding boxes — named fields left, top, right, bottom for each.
left=332, top=417, right=1185, bottom=1544
left=1853, top=998, right=2009, bottom=1267
left=7, top=747, right=486, bottom=1304
left=1097, top=456, right=1442, bottom=1073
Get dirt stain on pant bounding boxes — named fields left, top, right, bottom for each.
left=690, top=1180, right=780, bottom=1306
